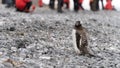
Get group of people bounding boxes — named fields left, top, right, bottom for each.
left=2, top=0, right=114, bottom=13
left=48, top=0, right=84, bottom=13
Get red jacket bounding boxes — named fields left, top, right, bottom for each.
left=38, top=0, right=43, bottom=7
left=105, top=0, right=113, bottom=10
left=16, top=0, right=31, bottom=11
left=64, top=0, right=69, bottom=3
left=79, top=0, right=83, bottom=4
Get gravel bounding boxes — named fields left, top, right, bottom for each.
left=0, top=5, right=120, bottom=68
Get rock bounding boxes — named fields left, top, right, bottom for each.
left=0, top=52, right=3, bottom=56
left=39, top=56, right=52, bottom=60
left=18, top=48, right=29, bottom=58
left=9, top=27, right=16, bottom=31
left=3, top=62, right=13, bottom=68
left=11, top=47, right=17, bottom=52
left=0, top=64, right=5, bottom=68
left=116, top=64, right=120, bottom=68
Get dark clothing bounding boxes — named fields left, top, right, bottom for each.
left=2, top=0, right=6, bottom=4
left=96, top=0, right=99, bottom=10
left=90, top=0, right=99, bottom=11
left=49, top=0, right=55, bottom=9
left=101, top=0, right=104, bottom=9
left=57, top=0, right=63, bottom=12
left=49, top=0, right=63, bottom=13
left=5, top=0, right=14, bottom=8
left=25, top=2, right=32, bottom=10
left=73, top=0, right=79, bottom=12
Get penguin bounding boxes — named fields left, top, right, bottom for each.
left=72, top=21, right=93, bottom=56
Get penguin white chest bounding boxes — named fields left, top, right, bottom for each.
left=72, top=29, right=81, bottom=54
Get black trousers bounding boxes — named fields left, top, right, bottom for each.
left=101, top=0, right=104, bottom=9
left=24, top=1, right=32, bottom=10
left=57, top=0, right=63, bottom=12
left=2, top=0, right=6, bottom=4
left=96, top=0, right=99, bottom=10
left=49, top=0, right=63, bottom=12
left=90, top=0, right=99, bottom=11
left=16, top=1, right=32, bottom=12
left=49, top=0, right=55, bottom=9
left=73, top=0, right=79, bottom=12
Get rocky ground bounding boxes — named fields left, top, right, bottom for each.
left=0, top=5, right=120, bottom=68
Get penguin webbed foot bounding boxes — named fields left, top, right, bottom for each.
left=80, top=52, right=96, bottom=58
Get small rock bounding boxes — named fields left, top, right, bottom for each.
left=11, top=47, right=17, bottom=52
left=116, top=64, right=120, bottom=68
left=39, top=56, right=52, bottom=60
left=3, top=62, right=13, bottom=68
left=0, top=63, right=5, bottom=68
left=0, top=52, right=3, bottom=56
left=7, top=27, right=16, bottom=31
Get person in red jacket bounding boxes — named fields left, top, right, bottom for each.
left=38, top=0, right=43, bottom=7
left=15, top=0, right=35, bottom=13
left=78, top=0, right=84, bottom=10
left=105, top=0, right=113, bottom=10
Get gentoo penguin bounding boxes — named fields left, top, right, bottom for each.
left=72, top=21, right=93, bottom=56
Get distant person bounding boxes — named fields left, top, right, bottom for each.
left=49, top=0, right=55, bottom=9
left=2, top=0, right=6, bottom=4
left=49, top=0, right=64, bottom=13
left=89, top=0, right=93, bottom=10
left=38, top=0, right=43, bottom=7
left=101, top=0, right=104, bottom=10
left=96, top=0, right=99, bottom=10
left=105, top=0, right=113, bottom=10
left=89, top=0, right=99, bottom=11
left=78, top=0, right=84, bottom=10
left=73, top=0, right=79, bottom=12
left=5, top=0, right=14, bottom=8
left=15, top=0, right=35, bottom=13
left=64, top=0, right=69, bottom=9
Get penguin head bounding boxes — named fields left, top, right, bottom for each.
left=75, top=21, right=82, bottom=28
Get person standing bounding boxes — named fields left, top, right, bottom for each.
left=38, top=0, right=43, bottom=7
left=89, top=0, right=99, bottom=11
left=57, top=0, right=63, bottom=13
left=105, top=0, right=113, bottom=10
left=49, top=0, right=64, bottom=13
left=2, top=0, right=6, bottom=4
left=49, top=0, right=55, bottom=9
left=78, top=0, right=84, bottom=10
left=101, top=0, right=104, bottom=10
left=73, top=0, right=79, bottom=12
left=5, top=0, right=13, bottom=8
